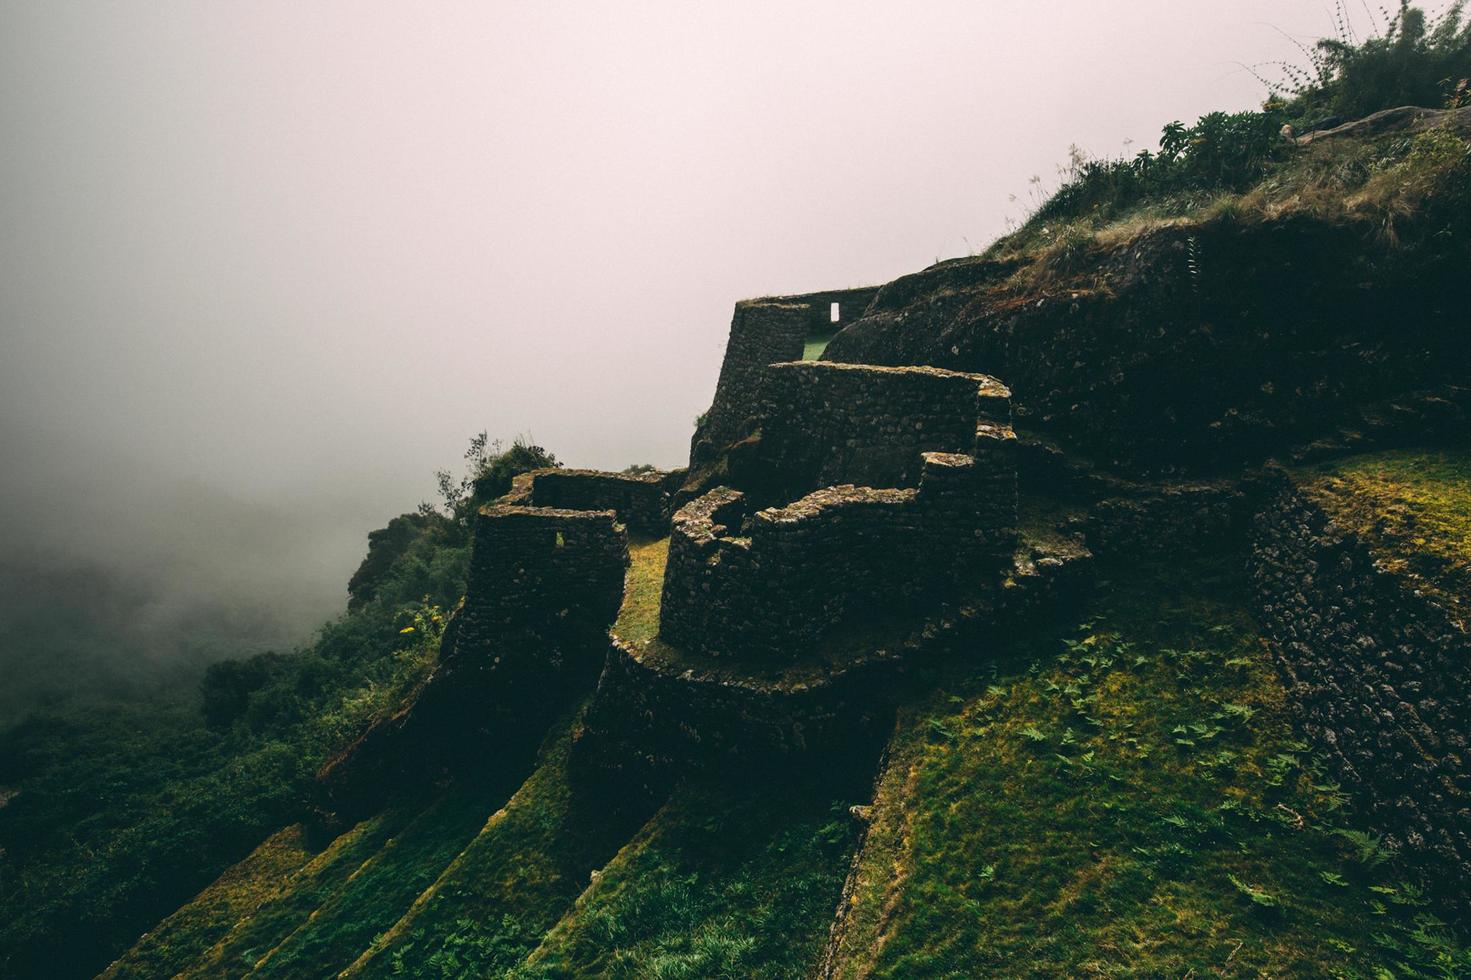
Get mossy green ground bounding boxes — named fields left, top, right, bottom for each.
left=245, top=786, right=496, bottom=979
left=112, top=534, right=1471, bottom=978
left=179, top=809, right=417, bottom=979
left=827, top=562, right=1470, bottom=978
left=613, top=535, right=669, bottom=646
left=341, top=706, right=650, bottom=978
left=513, top=767, right=861, bottom=979
left=132, top=684, right=859, bottom=978
left=1302, top=448, right=1471, bottom=625
left=99, top=825, right=314, bottom=979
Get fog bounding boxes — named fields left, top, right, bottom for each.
left=0, top=1, right=1421, bottom=719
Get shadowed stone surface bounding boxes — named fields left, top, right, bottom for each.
left=1251, top=479, right=1471, bottom=913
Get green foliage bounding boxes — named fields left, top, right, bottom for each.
left=433, top=431, right=560, bottom=524
left=826, top=562, right=1471, bottom=978
left=1014, top=4, right=1469, bottom=240
left=1284, top=2, right=1471, bottom=123
left=0, top=435, right=553, bottom=978
left=515, top=771, right=861, bottom=979
left=1033, top=110, right=1290, bottom=226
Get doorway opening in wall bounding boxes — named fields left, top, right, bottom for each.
left=803, top=330, right=837, bottom=360
left=830, top=302, right=840, bottom=323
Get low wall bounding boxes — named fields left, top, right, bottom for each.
left=1250, top=484, right=1471, bottom=912
left=510, top=467, right=684, bottom=536
left=691, top=286, right=881, bottom=464
left=1086, top=480, right=1253, bottom=560
left=661, top=433, right=1018, bottom=660
left=754, top=361, right=1011, bottom=498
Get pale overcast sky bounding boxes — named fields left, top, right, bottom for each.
left=0, top=1, right=1442, bottom=645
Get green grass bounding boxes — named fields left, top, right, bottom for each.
left=613, top=535, right=669, bottom=647
left=1302, top=448, right=1471, bottom=626
left=243, top=786, right=498, bottom=979
left=99, top=825, right=315, bottom=979
left=173, top=810, right=417, bottom=979
left=804, top=332, right=837, bottom=360
left=827, top=562, right=1470, bottom=978
left=512, top=768, right=864, bottom=979
left=343, top=706, right=652, bottom=978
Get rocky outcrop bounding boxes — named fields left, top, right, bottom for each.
left=1294, top=104, right=1471, bottom=145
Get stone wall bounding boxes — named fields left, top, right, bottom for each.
left=575, top=532, right=1090, bottom=802
left=661, top=429, right=1018, bottom=660
left=691, top=286, right=880, bottom=465
left=453, top=504, right=629, bottom=645
left=507, top=467, right=685, bottom=536
left=316, top=503, right=628, bottom=821
left=1086, top=480, right=1253, bottom=560
left=1250, top=483, right=1471, bottom=912
left=752, top=361, right=1011, bottom=499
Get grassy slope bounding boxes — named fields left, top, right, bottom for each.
left=99, top=825, right=315, bottom=979
left=1301, top=448, right=1471, bottom=626
left=970, top=121, right=1465, bottom=297
left=828, top=562, right=1469, bottom=978
left=341, top=706, right=652, bottom=978
left=514, top=768, right=862, bottom=980
left=241, top=785, right=496, bottom=979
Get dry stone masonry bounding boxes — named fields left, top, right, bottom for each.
left=661, top=429, right=1019, bottom=660
left=691, top=286, right=879, bottom=465
left=506, top=467, right=686, bottom=536
left=752, top=361, right=1012, bottom=499
left=1250, top=481, right=1471, bottom=913
left=316, top=500, right=628, bottom=821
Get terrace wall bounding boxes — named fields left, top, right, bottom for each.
left=754, top=361, right=1011, bottom=498
left=508, top=467, right=684, bottom=536
left=1250, top=484, right=1471, bottom=913
left=691, top=286, right=880, bottom=464
left=660, top=430, right=1018, bottom=660
left=316, top=504, right=627, bottom=820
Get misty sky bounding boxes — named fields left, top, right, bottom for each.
left=0, top=2, right=1433, bottom=680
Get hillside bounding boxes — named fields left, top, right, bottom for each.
left=5, top=18, right=1471, bottom=976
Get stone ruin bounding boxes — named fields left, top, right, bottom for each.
left=691, top=286, right=880, bottom=467
left=318, top=283, right=1090, bottom=816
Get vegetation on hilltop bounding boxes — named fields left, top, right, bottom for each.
left=994, top=2, right=1470, bottom=262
